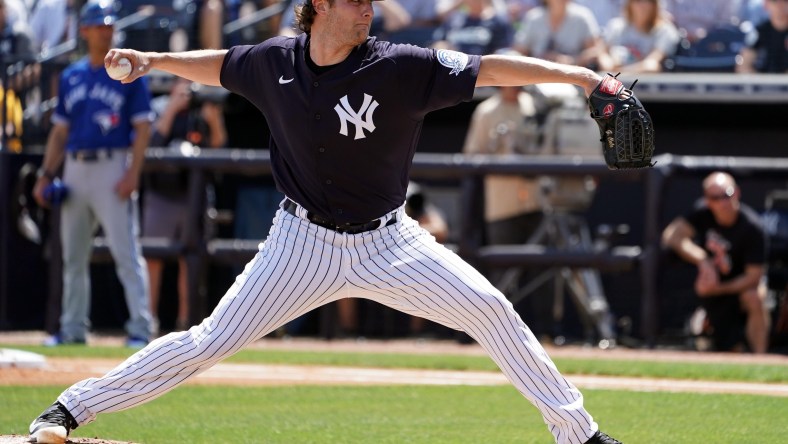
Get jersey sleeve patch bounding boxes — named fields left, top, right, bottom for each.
left=436, top=49, right=470, bottom=76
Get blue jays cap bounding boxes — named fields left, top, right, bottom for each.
left=79, top=0, right=117, bottom=27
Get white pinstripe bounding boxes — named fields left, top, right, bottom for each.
left=57, top=201, right=597, bottom=444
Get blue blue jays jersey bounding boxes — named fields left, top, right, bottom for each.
left=53, top=58, right=154, bottom=151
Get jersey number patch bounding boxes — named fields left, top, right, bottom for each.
left=334, top=94, right=378, bottom=140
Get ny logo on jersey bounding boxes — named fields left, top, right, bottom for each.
left=334, top=94, right=379, bottom=140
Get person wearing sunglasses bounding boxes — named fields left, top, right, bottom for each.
left=661, top=171, right=770, bottom=354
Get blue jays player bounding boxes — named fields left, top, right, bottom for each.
left=32, top=0, right=154, bottom=349
left=30, top=1, right=621, bottom=443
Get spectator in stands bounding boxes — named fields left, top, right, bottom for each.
left=663, top=0, right=741, bottom=42
left=462, top=82, right=541, bottom=245
left=601, top=0, right=680, bottom=73
left=737, top=0, right=788, bottom=73
left=4, top=0, right=27, bottom=29
left=143, top=78, right=227, bottom=334
left=574, top=0, right=625, bottom=28
left=197, top=0, right=285, bottom=48
left=502, top=0, right=540, bottom=25
left=0, top=0, right=33, bottom=62
left=740, top=0, right=770, bottom=26
left=513, top=0, right=606, bottom=69
left=279, top=0, right=299, bottom=35
left=29, top=0, right=71, bottom=54
left=0, top=81, right=23, bottom=151
left=661, top=171, right=770, bottom=354
left=195, top=0, right=226, bottom=49
left=539, top=89, right=601, bottom=212
left=26, top=0, right=74, bottom=140
left=0, top=0, right=28, bottom=142
left=432, top=0, right=514, bottom=55
left=396, top=0, right=442, bottom=26
left=280, top=0, right=412, bottom=37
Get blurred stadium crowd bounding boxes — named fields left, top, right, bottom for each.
left=0, top=0, right=784, bottom=150
left=2, top=0, right=787, bottom=352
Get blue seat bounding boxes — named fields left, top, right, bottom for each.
left=664, top=25, right=747, bottom=72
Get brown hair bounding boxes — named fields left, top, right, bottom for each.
left=295, top=0, right=334, bottom=34
left=625, top=0, right=663, bottom=33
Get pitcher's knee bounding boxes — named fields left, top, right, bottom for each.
left=464, top=291, right=518, bottom=323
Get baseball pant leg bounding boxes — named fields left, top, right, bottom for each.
left=59, top=159, right=98, bottom=342
left=348, top=213, right=597, bottom=444
left=91, top=155, right=152, bottom=340
left=56, top=210, right=347, bottom=425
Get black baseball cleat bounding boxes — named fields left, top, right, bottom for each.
left=585, top=430, right=623, bottom=444
left=29, top=401, right=78, bottom=444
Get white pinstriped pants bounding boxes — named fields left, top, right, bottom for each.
left=58, top=201, right=598, bottom=444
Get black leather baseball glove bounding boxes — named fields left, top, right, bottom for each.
left=588, top=73, right=655, bottom=169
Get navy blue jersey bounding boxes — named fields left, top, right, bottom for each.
left=685, top=203, right=766, bottom=282
left=221, top=34, right=481, bottom=224
left=53, top=58, right=154, bottom=151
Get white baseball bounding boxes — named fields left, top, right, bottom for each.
left=107, top=57, right=132, bottom=80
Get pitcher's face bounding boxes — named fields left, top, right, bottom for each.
left=320, top=0, right=374, bottom=47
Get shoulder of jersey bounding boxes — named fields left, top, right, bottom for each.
left=265, top=35, right=297, bottom=49
left=62, top=58, right=89, bottom=77
left=365, top=37, right=413, bottom=60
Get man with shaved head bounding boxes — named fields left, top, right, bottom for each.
left=662, top=171, right=770, bottom=354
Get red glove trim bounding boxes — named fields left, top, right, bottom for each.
left=598, top=76, right=623, bottom=95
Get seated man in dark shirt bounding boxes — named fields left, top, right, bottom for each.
left=737, top=0, right=788, bottom=73
left=0, top=0, right=35, bottom=92
left=662, top=171, right=770, bottom=353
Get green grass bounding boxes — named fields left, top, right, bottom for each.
left=3, top=343, right=787, bottom=383
left=3, top=344, right=787, bottom=442
left=3, top=386, right=787, bottom=443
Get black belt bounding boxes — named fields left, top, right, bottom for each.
left=68, top=148, right=123, bottom=162
left=283, top=199, right=397, bottom=234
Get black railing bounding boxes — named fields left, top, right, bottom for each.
left=79, top=152, right=788, bottom=346
left=223, top=2, right=287, bottom=37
